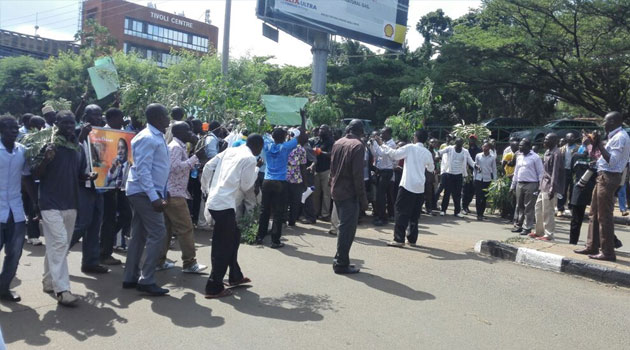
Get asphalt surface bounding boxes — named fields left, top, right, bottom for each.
left=1, top=213, right=630, bottom=349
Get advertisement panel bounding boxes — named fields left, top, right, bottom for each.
left=88, top=128, right=135, bottom=190
left=257, top=0, right=409, bottom=50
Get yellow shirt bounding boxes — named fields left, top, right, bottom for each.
left=503, top=152, right=515, bottom=176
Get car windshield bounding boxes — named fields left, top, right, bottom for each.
left=543, top=122, right=557, bottom=128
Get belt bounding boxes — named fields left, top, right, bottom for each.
left=597, top=171, right=622, bottom=175
left=518, top=181, right=538, bottom=184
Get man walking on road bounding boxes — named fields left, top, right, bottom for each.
left=330, top=120, right=368, bottom=274
left=123, top=104, right=171, bottom=296
left=473, top=142, right=497, bottom=221
left=531, top=133, right=564, bottom=241
left=373, top=130, right=434, bottom=247
left=511, top=139, right=544, bottom=235
left=203, top=134, right=263, bottom=298
left=575, top=112, right=630, bottom=262
left=370, top=127, right=397, bottom=226
left=438, top=138, right=475, bottom=217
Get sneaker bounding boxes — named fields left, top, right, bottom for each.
left=182, top=263, right=208, bottom=274
left=101, top=256, right=122, bottom=265
left=156, top=262, right=176, bottom=271
left=455, top=213, right=465, bottom=218
left=462, top=208, right=470, bottom=215
left=387, top=241, right=404, bottom=247
left=56, top=291, right=78, bottom=306
left=556, top=211, right=564, bottom=217
left=42, top=280, right=54, bottom=294
left=27, top=238, right=43, bottom=246
left=270, top=242, right=285, bottom=249
left=563, top=209, right=572, bottom=217
left=439, top=211, right=445, bottom=216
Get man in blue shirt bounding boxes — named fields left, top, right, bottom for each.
left=255, top=127, right=300, bottom=248
left=0, top=116, right=33, bottom=302
left=123, top=104, right=171, bottom=296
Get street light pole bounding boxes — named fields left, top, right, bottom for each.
left=221, top=0, right=232, bottom=76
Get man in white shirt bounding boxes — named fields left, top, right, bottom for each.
left=375, top=130, right=434, bottom=247
left=473, top=142, right=497, bottom=221
left=510, top=139, right=544, bottom=235
left=438, top=138, right=475, bottom=217
left=370, top=127, right=397, bottom=225
left=203, top=134, right=263, bottom=298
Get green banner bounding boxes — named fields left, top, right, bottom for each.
left=261, top=95, right=308, bottom=126
left=88, top=57, right=120, bottom=100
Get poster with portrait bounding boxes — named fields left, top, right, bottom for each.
left=88, top=127, right=135, bottom=190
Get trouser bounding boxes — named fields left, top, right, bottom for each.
left=433, top=173, right=447, bottom=210
left=100, top=189, right=131, bottom=260
left=514, top=182, right=538, bottom=230
left=474, top=180, right=491, bottom=217
left=375, top=169, right=394, bottom=221
left=22, top=191, right=40, bottom=239
left=257, top=180, right=288, bottom=244
left=187, top=176, right=202, bottom=225
left=586, top=172, right=621, bottom=256
left=393, top=187, right=424, bottom=244
left=557, top=170, right=573, bottom=211
left=288, top=182, right=305, bottom=225
left=501, top=177, right=515, bottom=219
left=0, top=213, right=25, bottom=293
left=124, top=194, right=167, bottom=286
left=441, top=173, right=463, bottom=214
left=313, top=170, right=332, bottom=218
left=205, top=209, right=243, bottom=295
left=41, top=209, right=77, bottom=294
left=569, top=204, right=587, bottom=244
left=333, top=197, right=360, bottom=268
left=160, top=197, right=197, bottom=268
left=330, top=202, right=339, bottom=234
left=462, top=179, right=475, bottom=211
left=70, top=187, right=103, bottom=267
left=618, top=183, right=627, bottom=212
left=534, top=192, right=557, bottom=238
left=424, top=172, right=435, bottom=212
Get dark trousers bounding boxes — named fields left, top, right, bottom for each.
left=375, top=169, right=393, bottom=221
left=70, top=187, right=103, bottom=267
left=569, top=204, right=587, bottom=244
left=187, top=176, right=202, bottom=225
left=22, top=191, right=40, bottom=239
left=433, top=173, right=447, bottom=210
left=393, top=188, right=424, bottom=244
left=205, top=209, right=243, bottom=295
left=257, top=180, right=288, bottom=244
left=0, top=213, right=25, bottom=293
left=586, top=172, right=621, bottom=256
left=441, top=173, right=463, bottom=214
left=474, top=180, right=491, bottom=218
left=100, top=189, right=131, bottom=260
left=288, top=182, right=305, bottom=225
left=424, top=172, right=435, bottom=212
left=334, top=197, right=360, bottom=268
left=462, top=180, right=475, bottom=211
left=557, top=170, right=573, bottom=211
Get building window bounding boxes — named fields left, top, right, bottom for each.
left=86, top=7, right=98, bottom=20
left=123, top=17, right=210, bottom=53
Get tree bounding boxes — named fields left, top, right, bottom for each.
left=416, top=9, right=453, bottom=60
left=0, top=56, right=47, bottom=115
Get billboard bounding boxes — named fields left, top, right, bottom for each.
left=88, top=127, right=135, bottom=190
left=257, top=0, right=409, bottom=50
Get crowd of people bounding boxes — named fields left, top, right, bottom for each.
left=1, top=101, right=629, bottom=306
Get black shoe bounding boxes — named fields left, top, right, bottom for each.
left=477, top=216, right=483, bottom=221
left=81, top=265, right=110, bottom=274
left=333, top=266, right=360, bottom=274
left=270, top=242, right=285, bottom=249
left=254, top=238, right=264, bottom=245
left=511, top=227, right=523, bottom=233
left=319, top=216, right=331, bottom=222
left=328, top=229, right=337, bottom=236
left=122, top=281, right=137, bottom=289
left=136, top=283, right=169, bottom=296
left=300, top=219, right=316, bottom=224
left=288, top=222, right=296, bottom=227
left=615, top=239, right=623, bottom=249
left=0, top=290, right=21, bottom=302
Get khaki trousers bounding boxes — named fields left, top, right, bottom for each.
left=41, top=209, right=77, bottom=293
left=534, top=192, right=557, bottom=238
left=586, top=172, right=621, bottom=256
left=161, top=197, right=197, bottom=268
left=313, top=170, right=332, bottom=218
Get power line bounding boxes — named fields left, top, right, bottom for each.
left=0, top=1, right=78, bottom=25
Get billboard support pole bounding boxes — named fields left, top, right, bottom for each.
left=221, top=0, right=232, bottom=76
left=310, top=31, right=329, bottom=95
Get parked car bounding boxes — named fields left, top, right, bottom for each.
left=342, top=118, right=373, bottom=134
left=481, top=117, right=534, bottom=141
left=510, top=119, right=601, bottom=143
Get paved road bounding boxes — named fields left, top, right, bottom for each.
left=1, top=213, right=630, bottom=349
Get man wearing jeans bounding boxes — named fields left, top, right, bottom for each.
left=34, top=111, right=96, bottom=306
left=575, top=112, right=630, bottom=261
left=511, top=139, right=544, bottom=235
left=255, top=128, right=299, bottom=248
left=330, top=120, right=368, bottom=274
left=123, top=104, right=171, bottom=296
left=0, top=116, right=33, bottom=302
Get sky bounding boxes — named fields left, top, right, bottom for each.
left=0, top=0, right=482, bottom=66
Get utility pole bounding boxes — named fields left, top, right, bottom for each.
left=221, top=0, right=232, bottom=76
left=310, top=31, right=329, bottom=94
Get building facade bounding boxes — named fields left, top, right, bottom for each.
left=0, top=29, right=79, bottom=59
left=82, top=0, right=218, bottom=66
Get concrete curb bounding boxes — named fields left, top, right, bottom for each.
left=474, top=240, right=630, bottom=287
